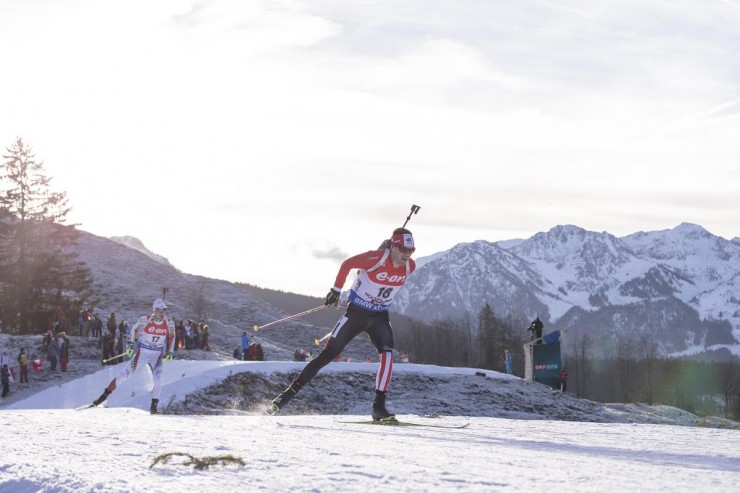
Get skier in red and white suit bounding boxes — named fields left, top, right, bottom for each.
left=270, top=228, right=417, bottom=421
left=90, top=299, right=175, bottom=414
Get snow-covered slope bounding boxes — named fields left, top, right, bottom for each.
left=1, top=359, right=738, bottom=492
left=109, top=235, right=174, bottom=268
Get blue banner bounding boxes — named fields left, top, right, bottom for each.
left=533, top=343, right=562, bottom=389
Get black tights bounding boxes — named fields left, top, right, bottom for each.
left=293, top=305, right=393, bottom=389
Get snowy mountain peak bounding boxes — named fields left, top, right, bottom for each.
left=512, top=225, right=631, bottom=268
left=109, top=236, right=173, bottom=267
left=672, top=222, right=712, bottom=239
left=512, top=225, right=590, bottom=260
left=623, top=224, right=740, bottom=264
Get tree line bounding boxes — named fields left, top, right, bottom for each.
left=393, top=304, right=740, bottom=421
left=0, top=138, right=93, bottom=333
left=565, top=332, right=740, bottom=420
left=394, top=303, right=529, bottom=375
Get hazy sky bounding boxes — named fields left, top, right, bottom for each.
left=1, top=0, right=739, bottom=296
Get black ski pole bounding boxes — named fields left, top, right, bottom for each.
left=401, top=204, right=421, bottom=229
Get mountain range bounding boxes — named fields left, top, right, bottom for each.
left=394, top=223, right=740, bottom=360
left=75, top=222, right=740, bottom=362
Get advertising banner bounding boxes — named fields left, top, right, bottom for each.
left=533, top=343, right=562, bottom=389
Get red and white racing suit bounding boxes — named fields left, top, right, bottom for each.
left=294, top=249, right=415, bottom=392
left=106, top=314, right=175, bottom=399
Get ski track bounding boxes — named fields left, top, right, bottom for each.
left=1, top=410, right=739, bottom=492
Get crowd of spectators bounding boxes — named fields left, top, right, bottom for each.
left=1, top=308, right=215, bottom=399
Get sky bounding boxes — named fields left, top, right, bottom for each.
left=1, top=0, right=739, bottom=296
left=3, top=360, right=740, bottom=492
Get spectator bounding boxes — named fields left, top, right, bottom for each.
left=42, top=330, right=53, bottom=353
left=193, top=323, right=201, bottom=350
left=245, top=342, right=264, bottom=361
left=175, top=320, right=184, bottom=351
left=101, top=333, right=111, bottom=364
left=295, top=348, right=308, bottom=361
left=504, top=348, right=513, bottom=375
left=92, top=315, right=102, bottom=338
left=0, top=351, right=10, bottom=369
left=58, top=333, right=70, bottom=372
left=241, top=331, right=250, bottom=361
left=528, top=317, right=544, bottom=344
left=1, top=364, right=9, bottom=398
left=77, top=310, right=85, bottom=336
left=17, top=348, right=28, bottom=383
left=107, top=312, right=117, bottom=337
left=201, top=325, right=210, bottom=351
left=47, top=336, right=59, bottom=372
left=559, top=366, right=568, bottom=393
left=184, top=320, right=194, bottom=349
left=106, top=333, right=115, bottom=364
left=233, top=346, right=243, bottom=360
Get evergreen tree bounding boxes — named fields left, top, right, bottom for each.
left=0, top=138, right=93, bottom=333
left=478, top=303, right=504, bottom=371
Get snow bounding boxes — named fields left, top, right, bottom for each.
left=2, top=360, right=739, bottom=492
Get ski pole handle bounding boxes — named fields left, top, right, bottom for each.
left=314, top=330, right=332, bottom=346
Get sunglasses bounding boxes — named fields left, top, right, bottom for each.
left=398, top=246, right=416, bottom=254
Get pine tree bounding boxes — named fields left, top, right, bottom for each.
left=478, top=303, right=502, bottom=370
left=0, top=138, right=93, bottom=333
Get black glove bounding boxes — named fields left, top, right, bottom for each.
left=324, top=288, right=340, bottom=306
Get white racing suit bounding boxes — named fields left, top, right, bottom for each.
left=106, top=314, right=175, bottom=399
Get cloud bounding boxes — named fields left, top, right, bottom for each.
left=311, top=246, right=347, bottom=262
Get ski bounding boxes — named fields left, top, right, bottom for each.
left=339, top=419, right=469, bottom=429
left=75, top=403, right=98, bottom=411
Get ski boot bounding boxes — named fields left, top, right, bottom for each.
left=372, top=390, right=397, bottom=423
left=92, top=388, right=112, bottom=407
left=150, top=398, right=159, bottom=415
left=267, top=383, right=300, bottom=415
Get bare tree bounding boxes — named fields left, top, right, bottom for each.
left=189, top=278, right=211, bottom=321
left=616, top=335, right=637, bottom=402
left=570, top=332, right=591, bottom=397
left=638, top=335, right=659, bottom=405
left=717, top=361, right=740, bottom=419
